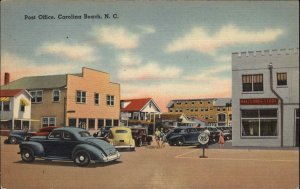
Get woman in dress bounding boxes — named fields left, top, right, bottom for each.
left=218, top=131, right=225, bottom=149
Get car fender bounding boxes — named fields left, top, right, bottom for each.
left=19, top=141, right=45, bottom=157
left=72, top=144, right=103, bottom=161
left=9, top=133, right=25, bottom=140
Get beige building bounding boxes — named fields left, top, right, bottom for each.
left=167, top=98, right=232, bottom=126
left=1, top=68, right=120, bottom=131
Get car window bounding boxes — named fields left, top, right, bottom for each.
left=180, top=129, right=187, bottom=134
left=63, top=131, right=72, bottom=140
left=115, top=130, right=128, bottom=133
left=49, top=131, right=62, bottom=139
left=79, top=131, right=91, bottom=137
left=172, top=129, right=182, bottom=133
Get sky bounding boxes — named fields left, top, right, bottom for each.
left=1, top=0, right=299, bottom=112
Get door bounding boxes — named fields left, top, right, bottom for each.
left=295, top=109, right=299, bottom=147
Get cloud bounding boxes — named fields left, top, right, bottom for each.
left=37, top=42, right=96, bottom=62
left=137, top=25, right=156, bottom=34
left=1, top=52, right=84, bottom=84
left=91, top=25, right=139, bottom=49
left=117, top=52, right=142, bottom=66
left=166, top=24, right=284, bottom=55
left=119, top=63, right=182, bottom=80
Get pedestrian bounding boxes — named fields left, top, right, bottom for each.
left=154, top=128, right=161, bottom=148
left=160, top=128, right=166, bottom=148
left=218, top=131, right=225, bottom=149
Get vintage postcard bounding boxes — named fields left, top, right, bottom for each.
left=1, top=0, right=299, bottom=188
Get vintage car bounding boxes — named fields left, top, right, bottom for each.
left=130, top=127, right=152, bottom=147
left=107, top=126, right=135, bottom=151
left=4, top=126, right=60, bottom=144
left=166, top=127, right=200, bottom=146
left=18, top=127, right=120, bottom=166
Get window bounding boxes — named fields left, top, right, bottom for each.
left=242, top=74, right=263, bottom=92
left=113, top=119, right=119, bottom=126
left=68, top=118, right=76, bottom=127
left=42, top=117, right=56, bottom=127
left=98, top=119, right=104, bottom=128
left=94, top=93, right=99, bottom=105
left=79, top=118, right=87, bottom=128
left=88, top=119, right=95, bottom=130
left=1, top=101, right=10, bottom=111
left=76, top=91, right=86, bottom=103
left=106, top=119, right=112, bottom=126
left=52, top=90, right=60, bottom=102
left=30, top=90, right=43, bottom=103
left=106, top=95, right=114, bottom=106
left=49, top=131, right=62, bottom=139
left=20, top=104, right=25, bottom=112
left=241, top=109, right=277, bottom=137
left=277, top=72, right=287, bottom=86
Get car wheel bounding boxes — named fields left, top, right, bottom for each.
left=10, top=137, right=18, bottom=144
left=176, top=138, right=184, bottom=146
left=21, top=148, right=35, bottom=163
left=74, top=151, right=90, bottom=167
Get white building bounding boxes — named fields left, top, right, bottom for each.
left=232, top=48, right=299, bottom=147
left=0, top=89, right=32, bottom=131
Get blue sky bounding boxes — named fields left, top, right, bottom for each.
left=1, top=0, right=299, bottom=111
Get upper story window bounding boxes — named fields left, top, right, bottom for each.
left=76, top=90, right=86, bottom=104
left=30, top=90, right=43, bottom=103
left=42, top=117, right=56, bottom=127
left=277, top=72, right=287, bottom=86
left=242, top=74, right=263, bottom=92
left=106, top=95, right=114, bottom=106
left=94, top=93, right=99, bottom=105
left=0, top=101, right=10, bottom=111
left=52, top=90, right=60, bottom=102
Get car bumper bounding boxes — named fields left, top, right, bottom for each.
left=100, top=151, right=121, bottom=162
left=114, top=145, right=135, bottom=149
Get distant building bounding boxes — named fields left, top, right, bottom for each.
left=167, top=98, right=232, bottom=126
left=0, top=89, right=32, bottom=131
left=232, top=48, right=299, bottom=147
left=121, top=98, right=161, bottom=125
left=156, top=113, right=196, bottom=128
left=1, top=67, right=120, bottom=131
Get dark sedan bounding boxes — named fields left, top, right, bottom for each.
left=166, top=127, right=200, bottom=146
left=19, top=127, right=120, bottom=166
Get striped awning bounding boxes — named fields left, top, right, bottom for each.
left=20, top=98, right=29, bottom=106
left=0, top=97, right=9, bottom=102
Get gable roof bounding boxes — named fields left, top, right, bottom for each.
left=0, top=89, right=24, bottom=97
left=121, top=98, right=152, bottom=112
left=1, top=74, right=67, bottom=90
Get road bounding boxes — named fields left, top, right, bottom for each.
left=1, top=137, right=299, bottom=189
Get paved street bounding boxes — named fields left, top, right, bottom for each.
left=1, top=137, right=299, bottom=189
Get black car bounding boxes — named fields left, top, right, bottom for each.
left=166, top=127, right=200, bottom=146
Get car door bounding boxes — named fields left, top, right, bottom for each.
left=43, top=130, right=64, bottom=157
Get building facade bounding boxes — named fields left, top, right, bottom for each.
left=1, top=68, right=120, bottom=131
left=0, top=89, right=32, bottom=131
left=167, top=98, right=232, bottom=126
left=232, top=48, right=299, bottom=147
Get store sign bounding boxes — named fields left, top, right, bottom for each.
left=240, top=98, right=278, bottom=105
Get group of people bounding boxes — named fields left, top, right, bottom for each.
left=202, top=128, right=225, bottom=149
left=154, top=128, right=166, bottom=148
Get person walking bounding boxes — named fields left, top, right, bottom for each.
left=154, top=128, right=161, bottom=148
left=218, top=131, right=225, bottom=149
left=160, top=128, right=166, bottom=148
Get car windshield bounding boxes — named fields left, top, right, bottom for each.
left=115, top=130, right=128, bottom=133
left=79, top=131, right=91, bottom=137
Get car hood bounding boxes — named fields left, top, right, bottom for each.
left=84, top=137, right=117, bottom=154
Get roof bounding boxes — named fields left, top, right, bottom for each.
left=159, top=113, right=184, bottom=121
left=1, top=74, right=67, bottom=90
left=0, top=89, right=25, bottom=97
left=121, top=98, right=152, bottom=112
left=213, top=98, right=232, bottom=107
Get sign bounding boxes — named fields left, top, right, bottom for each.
left=240, top=98, right=278, bottom=105
left=198, top=132, right=209, bottom=145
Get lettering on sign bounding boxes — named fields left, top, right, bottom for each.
left=240, top=98, right=278, bottom=105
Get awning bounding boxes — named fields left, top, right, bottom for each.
left=20, top=98, right=30, bottom=106
left=0, top=97, right=9, bottom=102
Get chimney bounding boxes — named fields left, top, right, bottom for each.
left=4, top=72, right=10, bottom=85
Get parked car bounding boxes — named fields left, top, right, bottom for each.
left=4, top=129, right=30, bottom=144
left=30, top=126, right=60, bottom=136
left=107, top=126, right=135, bottom=151
left=130, top=126, right=152, bottom=147
left=166, top=127, right=200, bottom=146
left=18, top=127, right=120, bottom=166
left=222, top=129, right=232, bottom=141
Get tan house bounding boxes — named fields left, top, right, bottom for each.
left=1, top=68, right=120, bottom=131
left=167, top=98, right=232, bottom=126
